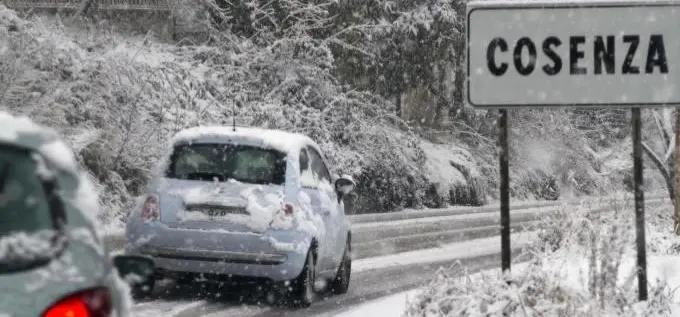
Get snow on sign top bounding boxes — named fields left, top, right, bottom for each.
left=171, top=125, right=314, bottom=154
left=466, top=0, right=680, bottom=108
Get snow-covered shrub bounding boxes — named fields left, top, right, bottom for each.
left=420, top=140, right=488, bottom=207
left=0, top=9, right=180, bottom=223
left=1, top=0, right=650, bottom=225
left=0, top=4, right=456, bottom=219
left=453, top=103, right=638, bottom=202
left=404, top=259, right=674, bottom=317
left=646, top=203, right=680, bottom=255
left=405, top=200, right=675, bottom=317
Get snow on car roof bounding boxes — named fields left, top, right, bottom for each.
left=171, top=125, right=315, bottom=154
left=0, top=112, right=77, bottom=172
left=0, top=111, right=59, bottom=143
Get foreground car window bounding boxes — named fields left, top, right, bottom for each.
left=0, top=146, right=61, bottom=273
left=166, top=143, right=286, bottom=185
left=0, top=147, right=53, bottom=236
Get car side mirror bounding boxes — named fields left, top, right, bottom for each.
left=335, top=175, right=356, bottom=198
left=112, top=255, right=155, bottom=294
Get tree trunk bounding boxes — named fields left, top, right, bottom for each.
left=675, top=109, right=680, bottom=235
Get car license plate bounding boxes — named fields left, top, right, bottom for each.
left=203, top=209, right=228, bottom=217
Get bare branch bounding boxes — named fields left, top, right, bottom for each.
left=664, top=137, right=676, bottom=163
left=643, top=141, right=675, bottom=201
left=653, top=109, right=671, bottom=151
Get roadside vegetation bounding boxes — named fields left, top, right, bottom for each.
left=0, top=1, right=668, bottom=227
left=404, top=200, right=680, bottom=317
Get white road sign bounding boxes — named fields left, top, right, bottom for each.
left=467, top=0, right=680, bottom=107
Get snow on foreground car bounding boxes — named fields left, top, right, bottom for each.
left=0, top=111, right=153, bottom=317
left=124, top=125, right=357, bottom=307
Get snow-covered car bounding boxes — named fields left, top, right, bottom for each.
left=124, top=126, right=356, bottom=306
left=0, top=112, right=153, bottom=317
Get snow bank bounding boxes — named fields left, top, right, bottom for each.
left=335, top=289, right=422, bottom=317
left=405, top=202, right=679, bottom=317
left=338, top=251, right=680, bottom=317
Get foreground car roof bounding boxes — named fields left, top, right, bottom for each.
left=0, top=111, right=102, bottom=227
left=0, top=112, right=80, bottom=175
left=172, top=126, right=316, bottom=154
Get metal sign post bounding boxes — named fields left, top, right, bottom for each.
left=466, top=0, right=680, bottom=300
left=499, top=109, right=511, bottom=274
left=632, top=108, right=648, bottom=300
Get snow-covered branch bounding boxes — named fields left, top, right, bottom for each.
left=643, top=141, right=675, bottom=202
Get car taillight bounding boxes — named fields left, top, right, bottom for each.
left=283, top=202, right=294, bottom=216
left=141, top=195, right=159, bottom=221
left=43, top=287, right=112, bottom=317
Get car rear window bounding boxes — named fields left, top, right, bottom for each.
left=0, top=145, right=64, bottom=274
left=166, top=143, right=287, bottom=185
left=0, top=146, right=53, bottom=237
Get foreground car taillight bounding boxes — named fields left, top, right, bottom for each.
left=141, top=194, right=159, bottom=221
left=43, top=287, right=112, bottom=317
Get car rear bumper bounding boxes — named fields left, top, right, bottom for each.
left=139, top=245, right=288, bottom=265
left=125, top=220, right=311, bottom=281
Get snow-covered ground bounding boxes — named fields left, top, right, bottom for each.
left=331, top=202, right=680, bottom=317
left=334, top=289, right=422, bottom=317
left=352, top=231, right=538, bottom=272
left=337, top=255, right=680, bottom=316
left=134, top=301, right=209, bottom=317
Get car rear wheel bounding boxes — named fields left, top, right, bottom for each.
left=330, top=241, right=351, bottom=294
left=289, top=249, right=316, bottom=307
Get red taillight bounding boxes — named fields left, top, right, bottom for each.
left=283, top=203, right=294, bottom=216
left=141, top=195, right=159, bottom=221
left=43, top=287, right=112, bottom=317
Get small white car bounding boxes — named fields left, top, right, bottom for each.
left=125, top=126, right=356, bottom=306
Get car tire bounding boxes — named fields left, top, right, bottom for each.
left=330, top=241, right=351, bottom=295
left=289, top=249, right=316, bottom=308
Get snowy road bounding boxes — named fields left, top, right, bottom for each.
left=123, top=195, right=669, bottom=317
left=132, top=234, right=535, bottom=317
